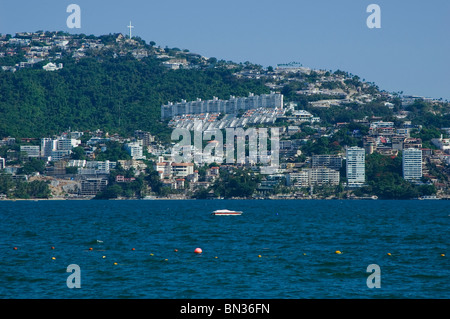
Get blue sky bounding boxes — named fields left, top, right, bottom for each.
left=1, top=0, right=449, bottom=100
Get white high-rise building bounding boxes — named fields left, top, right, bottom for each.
left=403, top=148, right=422, bottom=181
left=346, top=146, right=365, bottom=187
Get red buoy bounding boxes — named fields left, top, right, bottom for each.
left=194, top=248, right=202, bottom=254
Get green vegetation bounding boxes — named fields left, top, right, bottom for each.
left=355, top=153, right=436, bottom=199
left=0, top=173, right=51, bottom=199
left=94, top=165, right=145, bottom=199
left=17, top=158, right=46, bottom=175
left=0, top=55, right=269, bottom=142
left=1, top=33, right=449, bottom=200
left=94, top=141, right=131, bottom=161
left=209, top=168, right=261, bottom=198
left=303, top=100, right=394, bottom=125
left=406, top=100, right=450, bottom=127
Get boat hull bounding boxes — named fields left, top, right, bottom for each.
left=211, top=210, right=243, bottom=216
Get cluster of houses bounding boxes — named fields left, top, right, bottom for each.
left=0, top=31, right=211, bottom=73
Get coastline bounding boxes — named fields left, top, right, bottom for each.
left=1, top=196, right=448, bottom=201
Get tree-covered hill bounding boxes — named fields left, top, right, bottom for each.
left=1, top=31, right=449, bottom=144
left=0, top=55, right=269, bottom=140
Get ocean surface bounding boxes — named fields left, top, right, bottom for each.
left=0, top=200, right=448, bottom=299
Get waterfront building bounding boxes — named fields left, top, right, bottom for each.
left=402, top=148, right=423, bottom=181
left=286, top=168, right=339, bottom=187
left=80, top=178, right=108, bottom=196
left=346, top=146, right=365, bottom=187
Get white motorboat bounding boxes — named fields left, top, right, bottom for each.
left=211, top=209, right=243, bottom=216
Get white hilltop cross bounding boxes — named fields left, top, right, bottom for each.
left=127, top=21, right=134, bottom=39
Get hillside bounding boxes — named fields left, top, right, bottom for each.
left=0, top=32, right=269, bottom=140
left=1, top=31, right=449, bottom=142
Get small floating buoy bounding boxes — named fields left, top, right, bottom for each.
left=387, top=253, right=392, bottom=256
left=441, top=254, right=445, bottom=257
left=258, top=255, right=262, bottom=258
left=214, top=256, right=218, bottom=259
left=102, top=256, right=106, bottom=259
left=131, top=248, right=136, bottom=251
left=88, top=247, right=93, bottom=251
left=113, top=262, right=118, bottom=265
left=13, top=247, right=18, bottom=250
left=51, top=246, right=55, bottom=250
left=51, top=257, right=56, bottom=260
left=194, top=248, right=202, bottom=254
left=164, top=259, right=168, bottom=261
left=174, top=249, right=178, bottom=252
left=150, top=253, right=154, bottom=256
left=335, top=250, right=342, bottom=254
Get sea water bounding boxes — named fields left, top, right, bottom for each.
left=0, top=200, right=448, bottom=299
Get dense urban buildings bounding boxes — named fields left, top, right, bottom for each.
left=1, top=32, right=449, bottom=200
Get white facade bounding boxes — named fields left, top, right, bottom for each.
left=40, top=137, right=80, bottom=161
left=161, top=92, right=283, bottom=119
left=78, top=160, right=116, bottom=175
left=346, top=146, right=365, bottom=186
left=50, top=150, right=71, bottom=161
left=125, top=142, right=145, bottom=160
left=171, top=163, right=194, bottom=178
left=57, top=138, right=81, bottom=151
left=41, top=138, right=57, bottom=157
left=41, top=138, right=51, bottom=156
left=153, top=157, right=194, bottom=179
left=286, top=171, right=310, bottom=188
left=43, top=62, right=63, bottom=71
left=20, top=145, right=40, bottom=158
left=67, top=160, right=87, bottom=167
left=287, top=168, right=339, bottom=187
left=370, top=121, right=394, bottom=129
left=403, top=148, right=422, bottom=181
left=431, top=135, right=450, bottom=151
left=309, top=168, right=340, bottom=186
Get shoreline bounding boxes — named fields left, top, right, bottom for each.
left=1, top=197, right=448, bottom=201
